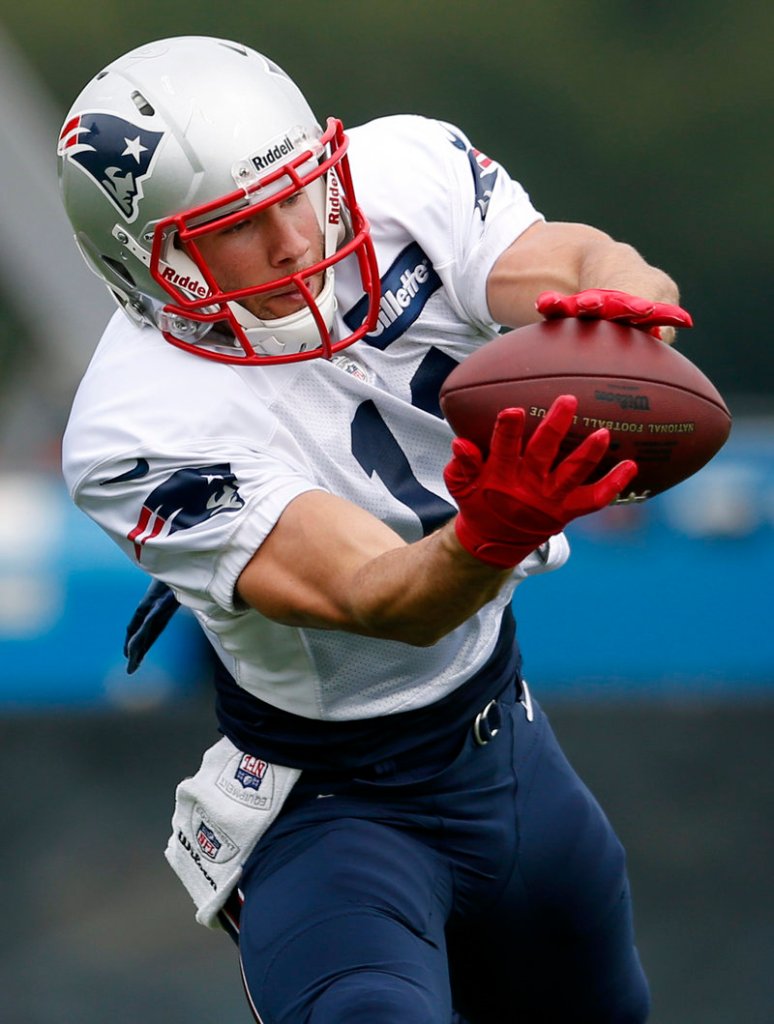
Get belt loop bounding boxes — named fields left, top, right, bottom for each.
left=473, top=699, right=501, bottom=746
left=520, top=679, right=534, bottom=722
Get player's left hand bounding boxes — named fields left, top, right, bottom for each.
left=536, top=288, right=693, bottom=342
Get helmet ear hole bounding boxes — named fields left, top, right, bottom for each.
left=100, top=255, right=137, bottom=290
left=131, top=90, right=155, bottom=117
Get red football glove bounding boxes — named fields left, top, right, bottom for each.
left=536, top=288, right=693, bottom=339
left=443, top=395, right=638, bottom=569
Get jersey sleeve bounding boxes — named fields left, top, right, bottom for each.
left=62, top=315, right=326, bottom=616
left=347, top=115, right=544, bottom=331
left=436, top=118, right=545, bottom=327
left=70, top=438, right=319, bottom=615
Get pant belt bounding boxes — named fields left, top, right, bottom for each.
left=473, top=679, right=534, bottom=746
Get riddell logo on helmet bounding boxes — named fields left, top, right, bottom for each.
left=328, top=171, right=341, bottom=225
left=161, top=267, right=210, bottom=298
left=251, top=135, right=294, bottom=172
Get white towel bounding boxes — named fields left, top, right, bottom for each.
left=164, top=735, right=301, bottom=927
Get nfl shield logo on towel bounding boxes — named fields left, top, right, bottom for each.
left=217, top=751, right=276, bottom=809
left=236, top=754, right=268, bottom=791
left=191, top=805, right=239, bottom=863
left=196, top=821, right=222, bottom=860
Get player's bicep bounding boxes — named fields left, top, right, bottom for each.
left=236, top=489, right=407, bottom=633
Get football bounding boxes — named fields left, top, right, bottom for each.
left=439, top=319, right=732, bottom=501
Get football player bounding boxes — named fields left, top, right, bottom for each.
left=58, top=36, right=690, bottom=1023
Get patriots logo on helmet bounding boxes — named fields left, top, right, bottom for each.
left=58, top=111, right=164, bottom=222
left=128, top=463, right=244, bottom=560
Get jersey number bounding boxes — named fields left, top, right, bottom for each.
left=350, top=347, right=457, bottom=537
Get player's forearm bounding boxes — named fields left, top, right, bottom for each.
left=347, top=520, right=512, bottom=646
left=237, top=491, right=512, bottom=645
left=574, top=235, right=680, bottom=305
left=488, top=221, right=680, bottom=326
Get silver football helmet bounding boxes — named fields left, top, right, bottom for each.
left=57, top=36, right=380, bottom=364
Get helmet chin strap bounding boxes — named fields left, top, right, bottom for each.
left=230, top=268, right=338, bottom=357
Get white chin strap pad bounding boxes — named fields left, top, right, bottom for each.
left=232, top=267, right=337, bottom=357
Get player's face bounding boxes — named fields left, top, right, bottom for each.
left=192, top=190, right=325, bottom=321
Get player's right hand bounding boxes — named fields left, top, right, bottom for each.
left=443, top=395, right=637, bottom=568
left=536, top=288, right=693, bottom=342
left=124, top=578, right=180, bottom=674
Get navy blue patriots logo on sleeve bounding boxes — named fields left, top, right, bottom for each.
left=57, top=111, right=164, bottom=223
left=447, top=130, right=499, bottom=220
left=128, top=464, right=244, bottom=561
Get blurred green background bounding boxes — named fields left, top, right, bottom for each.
left=2, top=0, right=773, bottom=435
left=0, top=4, right=772, bottom=1023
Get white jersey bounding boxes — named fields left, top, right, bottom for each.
left=62, top=114, right=568, bottom=721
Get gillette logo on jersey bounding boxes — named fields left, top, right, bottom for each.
left=344, top=242, right=442, bottom=350
left=128, top=463, right=244, bottom=560
left=57, top=111, right=164, bottom=223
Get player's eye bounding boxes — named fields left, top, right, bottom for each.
left=224, top=219, right=250, bottom=235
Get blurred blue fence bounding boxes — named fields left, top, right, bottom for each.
left=516, top=419, right=774, bottom=697
left=1, top=420, right=772, bottom=709
left=0, top=473, right=207, bottom=710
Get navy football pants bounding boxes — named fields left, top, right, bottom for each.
left=230, top=684, right=650, bottom=1023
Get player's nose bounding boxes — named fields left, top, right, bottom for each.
left=265, top=209, right=310, bottom=267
